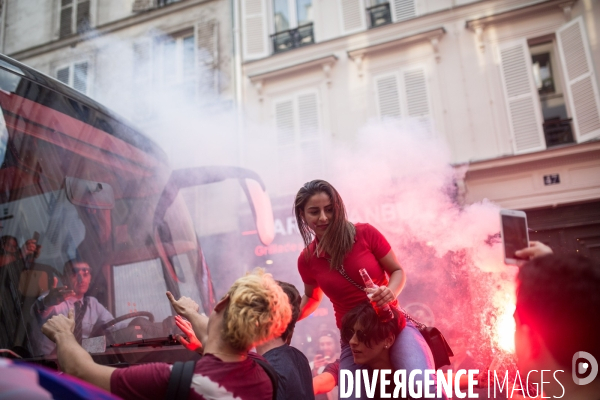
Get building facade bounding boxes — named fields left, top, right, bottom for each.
left=0, top=0, right=235, bottom=128
left=238, top=0, right=600, bottom=259
left=1, top=0, right=599, bottom=260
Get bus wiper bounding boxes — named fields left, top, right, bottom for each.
left=109, top=335, right=180, bottom=348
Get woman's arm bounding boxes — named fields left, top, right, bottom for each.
left=298, top=282, right=323, bottom=321
left=370, top=250, right=406, bottom=307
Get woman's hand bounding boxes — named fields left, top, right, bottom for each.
left=367, top=285, right=395, bottom=307
left=378, top=251, right=406, bottom=301
left=175, top=315, right=203, bottom=353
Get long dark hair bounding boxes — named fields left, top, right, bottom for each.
left=341, top=302, right=405, bottom=348
left=293, top=180, right=355, bottom=269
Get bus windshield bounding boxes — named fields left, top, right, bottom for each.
left=0, top=56, right=272, bottom=365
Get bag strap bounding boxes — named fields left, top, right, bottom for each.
left=335, top=264, right=426, bottom=330
left=254, top=358, right=278, bottom=400
left=165, top=360, right=196, bottom=400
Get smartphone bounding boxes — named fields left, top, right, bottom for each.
left=500, top=209, right=529, bottom=264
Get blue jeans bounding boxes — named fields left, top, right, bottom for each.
left=339, top=321, right=447, bottom=399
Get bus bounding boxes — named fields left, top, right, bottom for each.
left=0, top=54, right=274, bottom=366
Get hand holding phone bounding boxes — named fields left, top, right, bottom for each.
left=500, top=209, right=529, bottom=264
left=514, top=241, right=553, bottom=260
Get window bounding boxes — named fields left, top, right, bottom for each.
left=497, top=17, right=600, bottom=154
left=374, top=67, right=433, bottom=132
left=159, top=33, right=196, bottom=87
left=131, top=21, right=219, bottom=119
left=274, top=91, right=322, bottom=193
left=273, top=0, right=312, bottom=32
left=59, top=0, right=91, bottom=38
left=366, top=0, right=392, bottom=28
left=339, top=0, right=415, bottom=35
left=56, top=61, right=89, bottom=94
left=271, top=0, right=314, bottom=53
left=530, top=41, right=574, bottom=147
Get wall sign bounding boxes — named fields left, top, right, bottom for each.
left=543, top=174, right=560, bottom=186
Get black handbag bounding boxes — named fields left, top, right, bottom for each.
left=336, top=264, right=453, bottom=369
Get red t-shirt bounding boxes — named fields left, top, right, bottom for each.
left=110, top=353, right=272, bottom=400
left=298, top=223, right=396, bottom=328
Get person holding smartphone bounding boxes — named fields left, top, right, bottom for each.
left=293, top=180, right=442, bottom=400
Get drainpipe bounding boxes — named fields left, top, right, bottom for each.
left=231, top=0, right=244, bottom=166
left=0, top=0, right=7, bottom=54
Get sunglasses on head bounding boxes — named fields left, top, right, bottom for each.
left=342, top=328, right=368, bottom=343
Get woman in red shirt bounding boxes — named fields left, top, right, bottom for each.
left=294, top=180, right=441, bottom=399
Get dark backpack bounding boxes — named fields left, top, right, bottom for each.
left=165, top=360, right=195, bottom=400
left=165, top=357, right=278, bottom=400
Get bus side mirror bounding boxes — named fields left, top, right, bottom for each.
left=66, top=177, right=114, bottom=209
left=240, top=178, right=275, bottom=246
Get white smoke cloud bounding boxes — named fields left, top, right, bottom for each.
left=82, top=31, right=516, bottom=363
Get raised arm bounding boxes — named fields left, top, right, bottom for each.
left=166, top=291, right=208, bottom=344
left=370, top=249, right=406, bottom=307
left=298, top=282, right=323, bottom=321
left=42, top=311, right=115, bottom=392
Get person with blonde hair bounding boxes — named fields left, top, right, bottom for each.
left=41, top=268, right=291, bottom=400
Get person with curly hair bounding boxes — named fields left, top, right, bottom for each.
left=41, top=268, right=292, bottom=400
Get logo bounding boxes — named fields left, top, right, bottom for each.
left=572, top=351, right=598, bottom=385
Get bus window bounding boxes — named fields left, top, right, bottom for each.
left=0, top=55, right=274, bottom=365
left=113, top=259, right=170, bottom=322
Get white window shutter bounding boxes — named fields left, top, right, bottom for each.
left=196, top=19, right=219, bottom=93
left=297, top=92, right=322, bottom=180
left=391, top=0, right=416, bottom=23
left=73, top=62, right=88, bottom=94
left=275, top=99, right=295, bottom=145
left=403, top=68, right=432, bottom=132
left=339, top=0, right=366, bottom=35
left=241, top=0, right=269, bottom=60
left=60, top=1, right=73, bottom=38
left=375, top=74, right=401, bottom=119
left=297, top=93, right=319, bottom=137
left=556, top=17, right=600, bottom=142
left=57, top=67, right=70, bottom=85
left=274, top=99, right=297, bottom=193
left=76, top=0, right=91, bottom=33
left=498, top=40, right=545, bottom=154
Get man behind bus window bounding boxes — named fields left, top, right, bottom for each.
left=36, top=259, right=119, bottom=354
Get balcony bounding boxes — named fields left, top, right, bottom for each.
left=367, top=3, right=392, bottom=28
left=271, top=23, right=315, bottom=54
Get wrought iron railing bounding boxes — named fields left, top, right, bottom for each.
left=271, top=23, right=315, bottom=54
left=367, top=3, right=392, bottom=28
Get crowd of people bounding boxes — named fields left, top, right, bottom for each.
left=1, top=179, right=599, bottom=399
